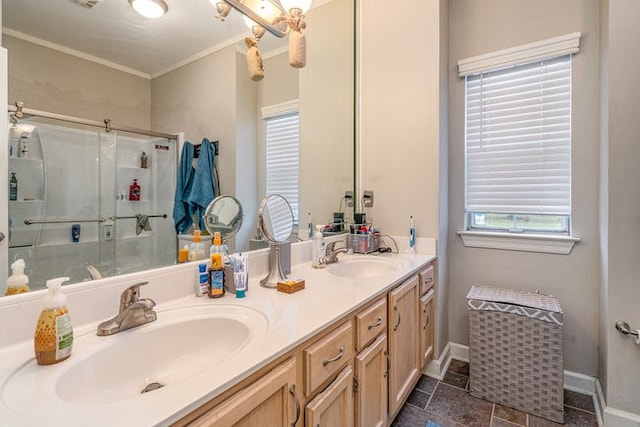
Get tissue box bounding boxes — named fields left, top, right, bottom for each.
left=467, top=285, right=564, bottom=423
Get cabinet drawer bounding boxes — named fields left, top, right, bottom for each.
left=304, top=321, right=354, bottom=396
left=355, top=297, right=387, bottom=352
left=419, top=264, right=435, bottom=295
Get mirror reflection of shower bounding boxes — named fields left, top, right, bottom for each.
left=5, top=106, right=178, bottom=294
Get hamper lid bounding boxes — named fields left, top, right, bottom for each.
left=466, top=284, right=563, bottom=325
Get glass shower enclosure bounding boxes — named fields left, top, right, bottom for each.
left=6, top=116, right=177, bottom=292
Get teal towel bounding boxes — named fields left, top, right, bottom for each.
left=426, top=421, right=441, bottom=427
left=187, top=138, right=219, bottom=230
left=173, top=141, right=196, bottom=233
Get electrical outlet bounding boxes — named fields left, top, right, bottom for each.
left=344, top=191, right=353, bottom=207
left=362, top=190, right=374, bottom=208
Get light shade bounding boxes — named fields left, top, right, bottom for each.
left=280, top=0, right=312, bottom=14
left=128, top=0, right=168, bottom=19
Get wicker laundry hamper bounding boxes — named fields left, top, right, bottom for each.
left=466, top=285, right=564, bottom=423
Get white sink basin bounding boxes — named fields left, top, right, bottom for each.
left=2, top=304, right=268, bottom=406
left=327, top=257, right=397, bottom=279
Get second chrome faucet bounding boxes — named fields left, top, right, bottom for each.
left=97, top=281, right=156, bottom=336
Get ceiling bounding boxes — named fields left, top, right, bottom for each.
left=2, top=0, right=290, bottom=78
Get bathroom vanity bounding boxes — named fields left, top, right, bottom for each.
left=0, top=242, right=436, bottom=426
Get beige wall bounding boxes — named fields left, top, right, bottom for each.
left=601, top=0, right=640, bottom=417
left=360, top=0, right=447, bottom=354
left=447, top=0, right=601, bottom=377
left=3, top=35, right=151, bottom=128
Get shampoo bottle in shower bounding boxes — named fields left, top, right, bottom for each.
left=34, top=277, right=73, bottom=366
left=129, top=178, right=141, bottom=201
left=19, top=133, right=29, bottom=158
left=9, top=172, right=18, bottom=201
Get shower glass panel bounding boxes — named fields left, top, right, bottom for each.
left=7, top=117, right=176, bottom=291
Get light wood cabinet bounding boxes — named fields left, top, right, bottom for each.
left=354, top=333, right=388, bottom=427
left=420, top=288, right=435, bottom=369
left=354, top=297, right=387, bottom=352
left=303, top=321, right=354, bottom=396
left=388, top=275, right=421, bottom=419
left=305, top=365, right=354, bottom=427
left=190, top=358, right=299, bottom=427
left=180, top=260, right=437, bottom=427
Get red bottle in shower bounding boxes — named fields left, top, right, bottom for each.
left=129, top=179, right=141, bottom=201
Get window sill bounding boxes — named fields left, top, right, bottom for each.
left=457, top=231, right=580, bottom=255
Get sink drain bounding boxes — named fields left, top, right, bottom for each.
left=140, top=382, right=164, bottom=394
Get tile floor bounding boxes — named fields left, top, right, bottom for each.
left=391, top=360, right=599, bottom=427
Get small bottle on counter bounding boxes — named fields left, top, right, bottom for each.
left=5, top=259, right=30, bottom=296
left=140, top=151, right=148, bottom=169
left=208, top=253, right=225, bottom=298
left=312, top=225, right=326, bottom=269
left=195, top=263, right=208, bottom=297
left=189, top=230, right=205, bottom=261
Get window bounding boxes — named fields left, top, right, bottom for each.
left=465, top=55, right=572, bottom=235
left=265, top=110, right=299, bottom=222
left=457, top=33, right=581, bottom=254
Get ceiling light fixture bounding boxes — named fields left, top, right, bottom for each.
left=129, top=0, right=168, bottom=19
left=213, top=0, right=313, bottom=80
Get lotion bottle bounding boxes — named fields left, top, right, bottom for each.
left=34, top=277, right=73, bottom=365
left=312, top=225, right=326, bottom=269
left=5, top=259, right=30, bottom=296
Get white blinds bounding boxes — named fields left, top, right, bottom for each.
left=265, top=112, right=299, bottom=220
left=465, top=55, right=571, bottom=215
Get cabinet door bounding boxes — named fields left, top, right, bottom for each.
left=388, top=275, right=420, bottom=419
left=305, top=365, right=354, bottom=427
left=191, top=358, right=300, bottom=427
left=354, top=333, right=388, bottom=427
left=420, top=289, right=435, bottom=369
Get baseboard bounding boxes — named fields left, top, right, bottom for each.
left=424, top=342, right=451, bottom=380
left=603, top=407, right=640, bottom=427
left=595, top=379, right=606, bottom=427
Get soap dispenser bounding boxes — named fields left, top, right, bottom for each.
left=34, top=277, right=73, bottom=366
left=5, top=259, right=30, bottom=295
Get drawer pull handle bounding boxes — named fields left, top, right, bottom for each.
left=367, top=317, right=383, bottom=330
left=289, top=384, right=300, bottom=427
left=423, top=314, right=429, bottom=330
left=323, top=345, right=345, bottom=366
left=393, top=306, right=401, bottom=331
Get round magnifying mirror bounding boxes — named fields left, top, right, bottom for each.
left=258, top=194, right=294, bottom=244
left=258, top=195, right=294, bottom=288
left=203, top=195, right=244, bottom=240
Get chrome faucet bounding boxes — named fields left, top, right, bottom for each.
left=97, top=282, right=157, bottom=336
left=325, top=241, right=350, bottom=264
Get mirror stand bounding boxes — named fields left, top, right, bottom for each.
left=260, top=244, right=288, bottom=288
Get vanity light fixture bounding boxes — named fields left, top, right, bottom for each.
left=212, top=0, right=313, bottom=80
left=128, top=0, right=168, bottom=19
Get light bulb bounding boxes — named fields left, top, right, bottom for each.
left=280, top=0, right=312, bottom=15
left=129, top=0, right=168, bottom=19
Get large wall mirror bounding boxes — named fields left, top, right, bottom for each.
left=1, top=0, right=355, bottom=293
